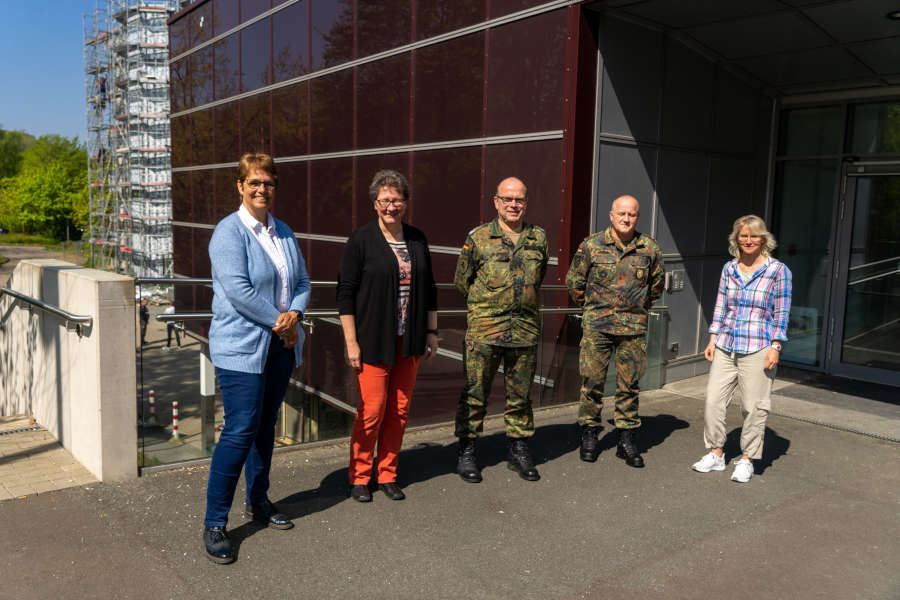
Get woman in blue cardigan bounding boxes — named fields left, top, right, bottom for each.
left=203, top=153, right=310, bottom=564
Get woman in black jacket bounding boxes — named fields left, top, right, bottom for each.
left=337, top=169, right=438, bottom=502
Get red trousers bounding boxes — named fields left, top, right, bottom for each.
left=349, top=339, right=421, bottom=485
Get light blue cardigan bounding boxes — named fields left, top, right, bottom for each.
left=208, top=211, right=311, bottom=374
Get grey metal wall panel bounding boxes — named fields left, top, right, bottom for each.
left=594, top=142, right=658, bottom=231
left=663, top=259, right=704, bottom=355
left=656, top=149, right=709, bottom=255
left=662, top=38, right=715, bottom=149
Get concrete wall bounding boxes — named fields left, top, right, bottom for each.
left=0, top=260, right=137, bottom=481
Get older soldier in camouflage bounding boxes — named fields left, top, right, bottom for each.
left=454, top=177, right=549, bottom=483
left=566, top=195, right=664, bottom=468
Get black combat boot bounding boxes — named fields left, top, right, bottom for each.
left=507, top=438, right=540, bottom=481
left=579, top=425, right=602, bottom=462
left=457, top=437, right=483, bottom=483
left=616, top=428, right=644, bottom=468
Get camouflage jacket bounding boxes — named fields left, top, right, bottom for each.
left=566, top=227, right=664, bottom=335
left=454, top=219, right=549, bottom=347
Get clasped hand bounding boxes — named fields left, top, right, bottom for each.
left=272, top=311, right=300, bottom=349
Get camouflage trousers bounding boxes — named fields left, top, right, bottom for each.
left=577, top=331, right=646, bottom=429
left=455, top=340, right=537, bottom=439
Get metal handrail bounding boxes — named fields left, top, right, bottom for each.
left=0, top=286, right=94, bottom=337
left=136, top=277, right=570, bottom=292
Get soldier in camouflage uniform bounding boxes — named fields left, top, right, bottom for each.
left=566, top=195, right=664, bottom=468
left=453, top=177, right=549, bottom=483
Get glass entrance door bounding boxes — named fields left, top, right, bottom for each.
left=828, top=164, right=900, bottom=385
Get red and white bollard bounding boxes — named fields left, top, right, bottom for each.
left=147, top=390, right=157, bottom=425
left=171, top=399, right=180, bottom=440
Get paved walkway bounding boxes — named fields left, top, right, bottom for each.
left=0, top=373, right=897, bottom=600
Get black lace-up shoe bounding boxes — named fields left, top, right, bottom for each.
left=378, top=482, right=406, bottom=500
left=243, top=500, right=293, bottom=529
left=507, top=438, right=540, bottom=481
left=203, top=526, right=235, bottom=564
left=350, top=484, right=372, bottom=502
left=579, top=425, right=602, bottom=462
left=616, top=428, right=645, bottom=468
left=456, top=437, right=482, bottom=483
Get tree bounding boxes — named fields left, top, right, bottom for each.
left=0, top=128, right=34, bottom=179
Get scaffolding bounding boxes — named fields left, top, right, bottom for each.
left=83, top=0, right=178, bottom=277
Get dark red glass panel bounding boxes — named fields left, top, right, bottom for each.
left=414, top=32, right=484, bottom=143
left=357, top=0, right=411, bottom=57
left=304, top=239, right=342, bottom=284
left=214, top=0, right=239, bottom=35
left=214, top=167, right=238, bottom=224
left=484, top=140, right=563, bottom=253
left=272, top=162, right=308, bottom=232
left=357, top=54, right=411, bottom=149
left=311, top=0, right=353, bottom=70
left=489, top=0, right=545, bottom=19
left=172, top=172, right=192, bottom=222
left=273, top=0, right=308, bottom=83
left=356, top=153, right=410, bottom=230
left=309, top=69, right=353, bottom=154
left=411, top=147, right=482, bottom=247
left=170, top=115, right=191, bottom=168
left=308, top=158, right=353, bottom=236
left=169, top=18, right=189, bottom=56
left=214, top=101, right=241, bottom=164
left=415, top=0, right=482, bottom=40
left=272, top=82, right=309, bottom=157
left=169, top=60, right=188, bottom=113
left=189, top=45, right=215, bottom=107
left=193, top=229, right=214, bottom=278
left=214, top=34, right=240, bottom=101
left=241, top=18, right=271, bottom=92
left=172, top=225, right=193, bottom=277
left=486, top=11, right=566, bottom=136
left=192, top=109, right=215, bottom=166
left=241, top=0, right=271, bottom=22
left=192, top=169, right=216, bottom=225
left=240, top=93, right=272, bottom=154
left=189, top=1, right=213, bottom=46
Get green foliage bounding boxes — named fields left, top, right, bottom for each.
left=0, top=134, right=87, bottom=240
left=0, top=128, right=35, bottom=179
left=0, top=232, right=57, bottom=245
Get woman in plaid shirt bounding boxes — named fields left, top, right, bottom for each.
left=691, top=215, right=792, bottom=483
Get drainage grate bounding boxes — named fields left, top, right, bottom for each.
left=0, top=425, right=42, bottom=436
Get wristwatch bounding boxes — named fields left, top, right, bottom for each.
left=772, top=342, right=782, bottom=352
left=290, top=309, right=303, bottom=321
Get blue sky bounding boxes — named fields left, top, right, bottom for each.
left=0, top=1, right=99, bottom=141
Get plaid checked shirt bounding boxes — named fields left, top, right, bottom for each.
left=709, top=257, right=792, bottom=355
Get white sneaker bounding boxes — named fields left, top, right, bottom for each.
left=731, top=458, right=754, bottom=483
left=692, top=452, right=726, bottom=473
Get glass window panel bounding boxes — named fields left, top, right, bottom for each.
left=192, top=109, right=215, bottom=166
left=599, top=17, right=662, bottom=143
left=415, top=0, right=482, bottom=40
left=485, top=140, right=562, bottom=252
left=214, top=0, right=239, bottom=35
left=357, top=0, right=410, bottom=57
left=311, top=0, right=353, bottom=70
left=169, top=17, right=189, bottom=56
left=594, top=143, right=657, bottom=232
left=171, top=116, right=191, bottom=168
left=414, top=33, right=484, bottom=143
left=778, top=106, right=842, bottom=156
left=489, top=0, right=545, bottom=19
left=172, top=225, right=193, bottom=276
left=309, top=69, right=353, bottom=154
left=241, top=18, right=271, bottom=92
left=214, top=34, right=240, bottom=101
left=273, top=162, right=308, bottom=232
left=190, top=2, right=213, bottom=46
left=192, top=169, right=216, bottom=225
left=242, top=0, right=271, bottom=22
left=486, top=12, right=566, bottom=136
left=356, top=153, right=410, bottom=228
left=170, top=60, right=189, bottom=113
left=272, top=82, right=309, bottom=157
left=193, top=229, right=214, bottom=278
left=172, top=172, right=192, bottom=222
left=772, top=159, right=838, bottom=367
left=850, top=102, right=900, bottom=155
left=357, top=54, right=411, bottom=149
left=214, top=102, right=240, bottom=164
left=189, top=46, right=214, bottom=107
left=240, top=93, right=272, bottom=154
left=656, top=150, right=708, bottom=256
left=214, top=168, right=238, bottom=224
left=309, top=158, right=353, bottom=236
left=662, top=38, right=714, bottom=149
left=412, top=147, right=482, bottom=248
left=273, top=0, right=308, bottom=83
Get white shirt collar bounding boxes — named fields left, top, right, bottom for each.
left=238, top=203, right=274, bottom=233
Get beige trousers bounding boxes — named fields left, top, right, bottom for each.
left=703, top=347, right=776, bottom=459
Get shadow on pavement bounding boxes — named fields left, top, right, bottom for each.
left=598, top=413, right=692, bottom=454
left=723, top=426, right=790, bottom=474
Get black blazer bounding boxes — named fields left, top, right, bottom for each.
left=337, top=220, right=438, bottom=365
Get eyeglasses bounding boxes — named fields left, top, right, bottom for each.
left=495, top=195, right=527, bottom=206
left=376, top=198, right=408, bottom=207
left=738, top=234, right=762, bottom=241
left=243, top=179, right=277, bottom=190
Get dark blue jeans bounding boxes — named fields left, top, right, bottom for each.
left=204, top=335, right=294, bottom=527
